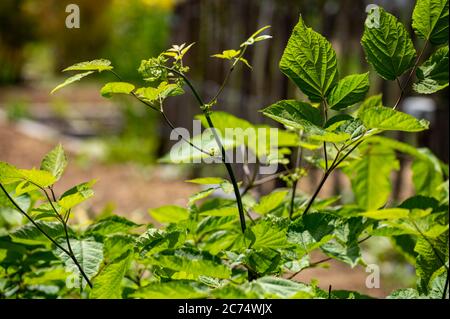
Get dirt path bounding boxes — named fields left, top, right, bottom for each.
left=0, top=122, right=198, bottom=223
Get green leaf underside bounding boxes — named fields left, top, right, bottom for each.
left=51, top=71, right=95, bottom=94
left=253, top=190, right=289, bottom=215
left=149, top=205, right=189, bottom=224
left=91, top=251, right=133, bottom=299
left=57, top=238, right=103, bottom=288
left=361, top=6, right=416, bottom=80
left=262, top=100, right=350, bottom=143
left=280, top=16, right=338, bottom=102
left=40, top=144, right=67, bottom=181
left=132, top=280, right=209, bottom=299
left=63, top=59, right=113, bottom=72
left=101, top=82, right=135, bottom=98
left=414, top=46, right=449, bottom=94
left=151, top=248, right=231, bottom=279
left=346, top=145, right=399, bottom=211
left=359, top=106, right=429, bottom=132
left=412, top=0, right=449, bottom=45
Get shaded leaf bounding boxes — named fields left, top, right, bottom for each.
left=412, top=0, right=449, bottom=44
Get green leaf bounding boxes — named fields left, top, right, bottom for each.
left=151, top=248, right=231, bottom=279
left=103, top=234, right=136, bottom=262
left=387, top=288, right=421, bottom=299
left=357, top=94, right=383, bottom=115
left=279, top=16, right=338, bottom=102
left=56, top=238, right=103, bottom=288
left=135, top=82, right=184, bottom=104
left=211, top=49, right=241, bottom=60
left=414, top=232, right=448, bottom=294
left=201, top=230, right=239, bottom=255
left=359, top=208, right=410, bottom=220
left=245, top=248, right=281, bottom=275
left=249, top=221, right=289, bottom=250
left=91, top=251, right=133, bottom=299
left=412, top=148, right=445, bottom=197
left=188, top=188, right=216, bottom=206
left=359, top=106, right=429, bottom=132
left=138, top=228, right=185, bottom=256
left=249, top=276, right=315, bottom=298
left=40, top=144, right=67, bottom=181
left=1, top=162, right=56, bottom=194
left=253, top=190, right=289, bottom=215
left=58, top=180, right=96, bottom=211
left=148, top=205, right=189, bottom=224
left=345, top=145, right=399, bottom=210
left=262, top=100, right=350, bottom=142
left=321, top=217, right=368, bottom=267
left=330, top=290, right=374, bottom=299
left=261, top=100, right=323, bottom=127
left=327, top=73, right=370, bottom=110
left=196, top=216, right=236, bottom=236
left=10, top=221, right=71, bottom=245
left=63, top=59, right=113, bottom=72
left=213, top=276, right=316, bottom=299
left=158, top=130, right=235, bottom=163
left=51, top=71, right=95, bottom=94
left=287, top=213, right=335, bottom=254
left=131, top=280, right=209, bottom=299
left=0, top=184, right=30, bottom=217
left=185, top=177, right=225, bottom=185
left=100, top=82, right=135, bottom=98
left=428, top=266, right=449, bottom=298
left=361, top=6, right=416, bottom=80
left=23, top=267, right=68, bottom=286
left=414, top=46, right=449, bottom=94
left=412, top=0, right=449, bottom=45
left=86, top=215, right=140, bottom=236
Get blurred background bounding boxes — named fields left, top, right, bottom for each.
left=0, top=0, right=448, bottom=296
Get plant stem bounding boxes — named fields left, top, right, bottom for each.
left=301, top=170, right=330, bottom=216
left=301, top=139, right=363, bottom=217
left=159, top=66, right=247, bottom=233
left=243, top=169, right=290, bottom=193
left=209, top=46, right=247, bottom=104
left=110, top=70, right=212, bottom=156
left=0, top=183, right=93, bottom=288
left=289, top=132, right=304, bottom=219
left=443, top=267, right=449, bottom=299
left=393, top=40, right=428, bottom=110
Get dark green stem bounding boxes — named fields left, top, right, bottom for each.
left=160, top=66, right=247, bottom=233
left=0, top=183, right=93, bottom=288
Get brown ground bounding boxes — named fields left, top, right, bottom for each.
left=0, top=122, right=198, bottom=223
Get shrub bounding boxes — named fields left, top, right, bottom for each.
left=0, top=0, right=448, bottom=299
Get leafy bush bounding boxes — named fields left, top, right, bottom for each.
left=0, top=0, right=448, bottom=299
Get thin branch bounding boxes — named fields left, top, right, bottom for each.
left=289, top=132, right=304, bottom=219
left=0, top=183, right=93, bottom=288
left=158, top=65, right=247, bottom=233
left=393, top=40, right=428, bottom=110
left=209, top=46, right=248, bottom=104
left=111, top=70, right=211, bottom=156
left=443, top=267, right=449, bottom=299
